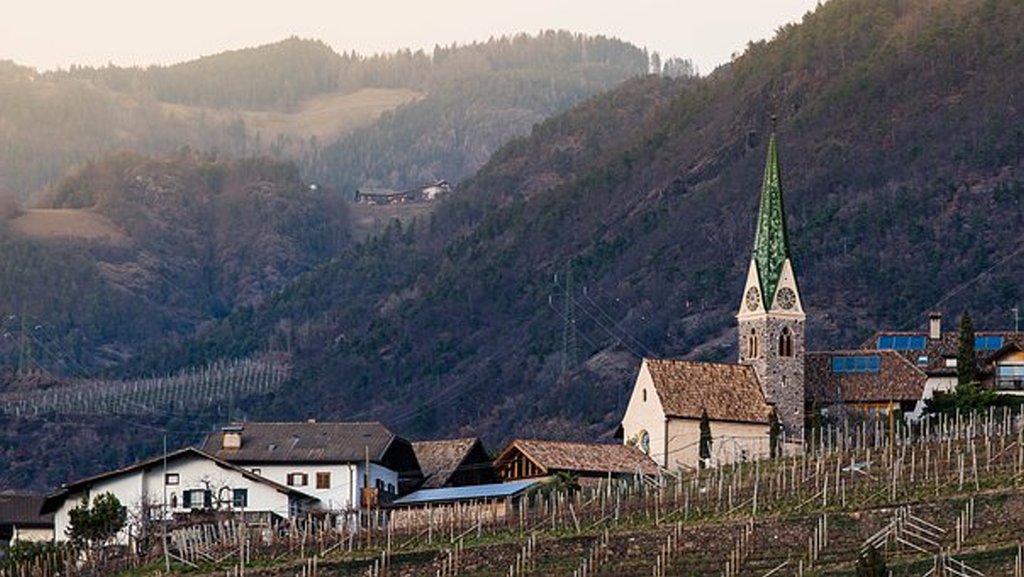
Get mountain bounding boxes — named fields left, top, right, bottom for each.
left=6, top=0, right=1024, bottom=490
left=143, top=0, right=1024, bottom=445
left=0, top=34, right=651, bottom=200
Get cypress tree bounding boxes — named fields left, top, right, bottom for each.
left=957, top=309, right=977, bottom=386
left=699, top=408, right=712, bottom=469
left=769, top=408, right=783, bottom=459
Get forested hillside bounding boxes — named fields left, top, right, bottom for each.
left=5, top=0, right=1024, bottom=491
left=125, top=0, right=1024, bottom=447
left=0, top=152, right=348, bottom=372
left=0, top=34, right=650, bottom=198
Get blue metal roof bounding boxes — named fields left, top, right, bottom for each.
left=392, top=479, right=542, bottom=506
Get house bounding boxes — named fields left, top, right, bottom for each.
left=853, top=312, right=1024, bottom=417
left=0, top=493, right=53, bottom=547
left=412, top=438, right=497, bottom=489
left=621, top=129, right=805, bottom=469
left=41, top=447, right=318, bottom=546
left=621, top=359, right=774, bottom=470
left=199, top=421, right=422, bottom=511
left=354, top=188, right=416, bottom=205
left=804, top=350, right=927, bottom=419
left=493, top=440, right=659, bottom=482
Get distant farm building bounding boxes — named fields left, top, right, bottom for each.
left=355, top=180, right=451, bottom=205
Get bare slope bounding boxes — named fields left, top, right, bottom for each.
left=9, top=209, right=129, bottom=245
left=159, top=88, right=424, bottom=145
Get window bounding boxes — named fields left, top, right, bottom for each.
left=316, top=472, right=331, bottom=489
left=170, top=493, right=178, bottom=509
left=779, top=327, right=793, bottom=357
left=286, top=473, right=309, bottom=487
left=182, top=489, right=211, bottom=509
left=232, top=489, right=248, bottom=508
left=831, top=355, right=881, bottom=373
left=997, top=365, right=1024, bottom=390
left=747, top=328, right=759, bottom=359
left=639, top=430, right=651, bottom=454
left=251, top=468, right=261, bottom=476
left=165, top=473, right=179, bottom=485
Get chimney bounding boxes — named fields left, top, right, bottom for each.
left=222, top=425, right=243, bottom=450
left=929, top=311, right=942, bottom=340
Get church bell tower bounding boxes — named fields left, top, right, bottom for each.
left=736, top=130, right=805, bottom=436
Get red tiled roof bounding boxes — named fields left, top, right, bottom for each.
left=805, top=350, right=926, bottom=404
left=644, top=359, right=772, bottom=424
left=496, top=440, right=660, bottom=476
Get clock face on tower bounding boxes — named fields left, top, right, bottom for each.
left=745, top=287, right=761, bottom=311
left=776, top=287, right=796, bottom=310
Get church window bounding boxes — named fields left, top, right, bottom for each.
left=779, top=327, right=794, bottom=357
left=747, top=328, right=759, bottom=358
left=639, top=430, right=650, bottom=454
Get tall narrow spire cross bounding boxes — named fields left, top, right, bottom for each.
left=753, top=132, right=790, bottom=308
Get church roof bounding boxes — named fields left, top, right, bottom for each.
left=644, top=359, right=772, bottom=424
left=805, top=350, right=926, bottom=404
left=752, top=132, right=791, bottom=307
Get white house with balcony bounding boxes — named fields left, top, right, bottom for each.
left=41, top=447, right=318, bottom=546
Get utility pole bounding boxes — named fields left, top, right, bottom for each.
left=162, top=435, right=170, bottom=573
left=560, top=262, right=578, bottom=374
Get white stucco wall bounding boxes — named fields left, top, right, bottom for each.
left=665, top=419, right=770, bottom=470
left=53, top=453, right=295, bottom=545
left=241, top=462, right=397, bottom=511
left=12, top=526, right=54, bottom=544
left=620, top=361, right=669, bottom=467
left=908, top=376, right=957, bottom=420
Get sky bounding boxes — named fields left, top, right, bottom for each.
left=1, top=1, right=822, bottom=75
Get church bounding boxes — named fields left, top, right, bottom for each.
left=620, top=130, right=806, bottom=470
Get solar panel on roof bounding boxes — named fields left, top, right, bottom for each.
left=831, top=355, right=881, bottom=373
left=877, top=335, right=926, bottom=350
left=975, top=335, right=1004, bottom=350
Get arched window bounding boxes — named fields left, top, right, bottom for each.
left=639, top=430, right=651, bottom=454
left=779, top=327, right=794, bottom=357
left=747, top=328, right=759, bottom=359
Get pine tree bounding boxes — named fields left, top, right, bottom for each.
left=699, top=408, right=713, bottom=469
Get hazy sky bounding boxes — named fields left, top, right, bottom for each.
left=2, top=1, right=821, bottom=74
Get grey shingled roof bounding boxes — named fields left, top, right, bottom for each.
left=201, top=422, right=397, bottom=464
left=413, top=438, right=482, bottom=489
left=0, top=493, right=52, bottom=527
left=644, top=359, right=772, bottom=424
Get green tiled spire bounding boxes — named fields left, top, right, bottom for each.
left=753, top=132, right=790, bottom=307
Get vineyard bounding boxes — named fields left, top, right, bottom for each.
left=0, top=356, right=289, bottom=417
left=4, top=408, right=1024, bottom=576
